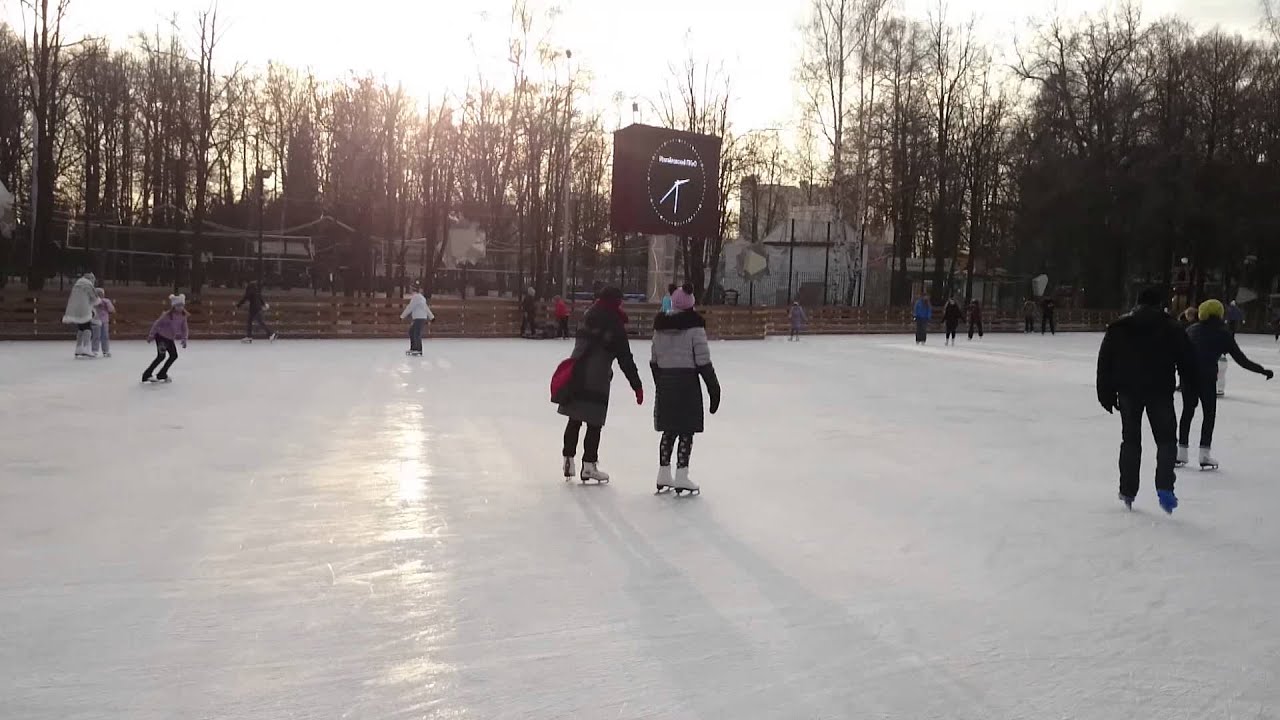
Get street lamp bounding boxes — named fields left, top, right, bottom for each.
left=256, top=166, right=273, bottom=285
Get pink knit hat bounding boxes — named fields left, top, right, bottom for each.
left=671, top=286, right=695, bottom=312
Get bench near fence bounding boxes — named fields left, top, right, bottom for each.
left=0, top=290, right=1115, bottom=341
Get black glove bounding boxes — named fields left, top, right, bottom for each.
left=1266, top=369, right=1274, bottom=381
left=1098, top=392, right=1116, bottom=414
left=699, top=364, right=721, bottom=415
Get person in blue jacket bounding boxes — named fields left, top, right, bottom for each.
left=913, top=291, right=932, bottom=344
left=1226, top=301, right=1245, bottom=333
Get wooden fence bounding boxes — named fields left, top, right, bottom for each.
left=0, top=289, right=1116, bottom=341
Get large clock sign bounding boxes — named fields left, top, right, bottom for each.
left=611, top=124, right=721, bottom=237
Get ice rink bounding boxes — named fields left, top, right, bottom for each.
left=3, top=332, right=1279, bottom=719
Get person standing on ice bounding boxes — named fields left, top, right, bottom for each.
left=553, top=295, right=571, bottom=338
left=90, top=288, right=115, bottom=357
left=942, top=297, right=962, bottom=345
left=788, top=301, right=808, bottom=341
left=142, top=294, right=189, bottom=383
left=1226, top=300, right=1245, bottom=333
left=556, top=286, right=643, bottom=484
left=1022, top=299, right=1037, bottom=333
left=661, top=283, right=676, bottom=315
left=236, top=281, right=276, bottom=343
left=1041, top=297, right=1057, bottom=335
left=967, top=299, right=985, bottom=340
left=1177, top=299, right=1273, bottom=471
left=1096, top=286, right=1196, bottom=513
left=520, top=287, right=538, bottom=338
left=400, top=282, right=435, bottom=356
left=912, top=291, right=932, bottom=344
left=62, top=272, right=101, bottom=358
left=650, top=285, right=721, bottom=495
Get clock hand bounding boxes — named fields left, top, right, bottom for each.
left=659, top=178, right=691, bottom=206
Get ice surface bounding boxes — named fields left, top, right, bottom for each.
left=3, top=333, right=1280, bottom=719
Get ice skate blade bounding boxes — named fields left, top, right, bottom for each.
left=1200, top=464, right=1219, bottom=471
left=578, top=477, right=609, bottom=485
left=655, top=485, right=673, bottom=494
left=672, top=488, right=700, bottom=497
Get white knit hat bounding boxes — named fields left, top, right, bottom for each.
left=169, top=294, right=186, bottom=307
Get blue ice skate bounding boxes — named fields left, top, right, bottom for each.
left=1157, top=489, right=1178, bottom=514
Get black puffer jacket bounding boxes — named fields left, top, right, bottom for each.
left=1097, top=305, right=1196, bottom=402
left=943, top=302, right=963, bottom=325
left=1186, top=317, right=1269, bottom=384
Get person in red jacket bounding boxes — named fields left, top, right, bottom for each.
left=553, top=295, right=571, bottom=338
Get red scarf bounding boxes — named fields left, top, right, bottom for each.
left=595, top=297, right=628, bottom=326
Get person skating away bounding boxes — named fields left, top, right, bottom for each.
left=555, top=286, right=643, bottom=483
left=967, top=300, right=985, bottom=340
left=661, top=283, right=676, bottom=315
left=91, top=288, right=115, bottom=357
left=62, top=272, right=101, bottom=358
left=1226, top=301, right=1245, bottom=334
left=650, top=285, right=721, bottom=495
left=400, top=283, right=435, bottom=356
left=553, top=295, right=571, bottom=338
left=1097, top=287, right=1196, bottom=513
left=1041, top=297, right=1057, bottom=335
left=236, top=281, right=276, bottom=342
left=942, top=298, right=962, bottom=345
left=521, top=287, right=538, bottom=338
left=1022, top=299, right=1037, bottom=333
left=1177, top=299, right=1273, bottom=471
left=912, top=292, right=932, bottom=344
left=788, top=301, right=808, bottom=341
left=143, top=294, right=190, bottom=383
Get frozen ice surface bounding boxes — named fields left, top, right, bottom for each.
left=3, top=333, right=1280, bottom=719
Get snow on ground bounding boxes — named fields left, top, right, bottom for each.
left=2, top=332, right=1279, bottom=719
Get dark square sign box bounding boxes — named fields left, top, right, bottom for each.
left=610, top=124, right=722, bottom=238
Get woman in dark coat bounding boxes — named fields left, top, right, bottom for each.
left=967, top=300, right=985, bottom=340
left=555, top=287, right=643, bottom=483
left=650, top=285, right=721, bottom=494
left=942, top=298, right=963, bottom=345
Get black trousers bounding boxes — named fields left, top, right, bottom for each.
left=558, top=317, right=569, bottom=338
left=1118, top=394, right=1177, bottom=497
left=246, top=311, right=273, bottom=339
left=1025, top=316, right=1035, bottom=333
left=563, top=419, right=602, bottom=463
left=915, top=319, right=928, bottom=343
left=968, top=320, right=984, bottom=339
left=408, top=319, right=426, bottom=352
left=1042, top=313, right=1056, bottom=335
left=944, top=321, right=959, bottom=341
left=1179, top=380, right=1218, bottom=449
left=144, top=338, right=179, bottom=379
left=521, top=312, right=536, bottom=337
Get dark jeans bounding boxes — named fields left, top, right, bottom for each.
left=968, top=320, right=984, bottom=339
left=558, top=317, right=570, bottom=338
left=409, top=318, right=426, bottom=352
left=915, top=319, right=928, bottom=343
left=945, top=321, right=958, bottom=341
left=1179, top=380, right=1218, bottom=448
left=1118, top=393, right=1177, bottom=497
left=144, top=337, right=179, bottom=379
left=521, top=312, right=536, bottom=337
left=246, top=311, right=273, bottom=339
left=1042, top=313, right=1056, bottom=335
left=563, top=419, right=602, bottom=463
left=1025, top=316, right=1035, bottom=333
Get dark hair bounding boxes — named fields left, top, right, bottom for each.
left=598, top=286, right=623, bottom=303
left=1137, top=286, right=1166, bottom=307
left=667, top=283, right=677, bottom=293
left=680, top=283, right=694, bottom=295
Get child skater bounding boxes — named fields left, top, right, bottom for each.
left=788, top=301, right=808, bottom=341
left=651, top=284, right=721, bottom=495
left=91, top=288, right=115, bottom=357
left=143, top=294, right=189, bottom=383
left=400, top=282, right=435, bottom=356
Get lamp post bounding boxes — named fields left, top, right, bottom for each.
left=256, top=166, right=273, bottom=285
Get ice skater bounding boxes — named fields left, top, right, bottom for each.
left=1226, top=301, right=1244, bottom=333
left=554, top=295, right=571, bottom=338
left=1041, top=297, right=1056, bottom=335
left=651, top=284, right=721, bottom=495
left=62, top=272, right=101, bottom=358
left=1096, top=287, right=1196, bottom=513
left=661, top=283, right=676, bottom=315
left=1178, top=299, right=1273, bottom=470
left=143, top=294, right=189, bottom=383
left=913, top=291, right=932, bottom=344
left=91, top=288, right=115, bottom=357
left=967, top=300, right=985, bottom=340
left=942, top=297, right=962, bottom=345
left=400, top=282, right=435, bottom=356
left=554, top=286, right=643, bottom=483
left=521, top=287, right=538, bottom=338
left=788, top=301, right=808, bottom=341
left=1022, top=299, right=1037, bottom=333
left=237, top=281, right=276, bottom=342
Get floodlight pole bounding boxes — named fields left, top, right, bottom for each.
left=560, top=50, right=573, bottom=303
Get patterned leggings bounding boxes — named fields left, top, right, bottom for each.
left=659, top=432, right=694, bottom=469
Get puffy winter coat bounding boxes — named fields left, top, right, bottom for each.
left=556, top=302, right=642, bottom=428
left=969, top=303, right=983, bottom=322
left=913, top=298, right=933, bottom=321
left=943, top=302, right=963, bottom=325
left=650, top=310, right=721, bottom=434
left=400, top=293, right=435, bottom=321
left=238, top=285, right=267, bottom=315
left=1097, top=305, right=1195, bottom=403
left=62, top=277, right=100, bottom=325
left=1186, top=317, right=1268, bottom=384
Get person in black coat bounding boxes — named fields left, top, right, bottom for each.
left=1097, top=286, right=1196, bottom=512
left=1041, top=297, right=1056, bottom=335
left=942, top=298, right=963, bottom=346
left=967, top=300, right=985, bottom=340
left=236, top=282, right=275, bottom=342
left=650, top=285, right=721, bottom=494
left=520, top=287, right=538, bottom=338
left=1178, top=299, right=1273, bottom=470
left=554, top=287, right=643, bottom=483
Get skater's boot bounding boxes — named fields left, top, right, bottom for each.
left=672, top=467, right=700, bottom=495
left=562, top=456, right=576, bottom=480
left=1118, top=492, right=1134, bottom=510
left=1199, top=447, right=1219, bottom=470
left=1157, top=489, right=1179, bottom=514
left=656, top=465, right=673, bottom=491
left=1175, top=445, right=1189, bottom=467
left=580, top=462, right=609, bottom=484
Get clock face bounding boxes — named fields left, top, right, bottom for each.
left=646, top=138, right=706, bottom=229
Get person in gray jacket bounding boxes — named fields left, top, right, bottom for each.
left=650, top=285, right=721, bottom=495
left=555, top=286, right=644, bottom=483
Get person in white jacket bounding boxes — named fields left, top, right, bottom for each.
left=62, top=272, right=101, bottom=358
left=400, top=283, right=435, bottom=356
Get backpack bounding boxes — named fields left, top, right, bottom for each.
left=550, top=357, right=577, bottom=403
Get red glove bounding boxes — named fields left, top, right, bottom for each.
left=635, top=387, right=644, bottom=405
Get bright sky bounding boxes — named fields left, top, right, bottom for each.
left=10, top=0, right=1267, bottom=131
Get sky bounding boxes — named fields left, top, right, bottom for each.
left=7, top=0, right=1267, bottom=131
